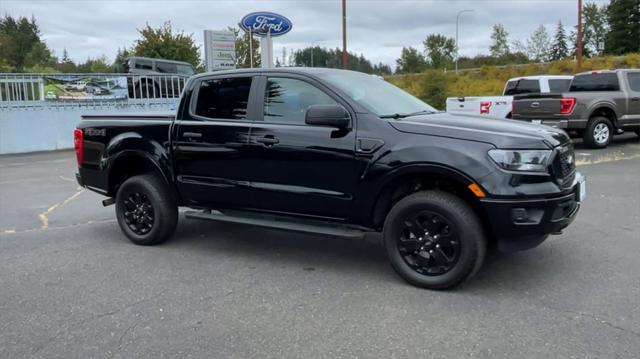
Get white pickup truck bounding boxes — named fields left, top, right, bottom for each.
left=446, top=75, right=573, bottom=119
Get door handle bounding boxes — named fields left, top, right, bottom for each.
left=255, top=136, right=279, bottom=146
left=632, top=97, right=640, bottom=102
left=183, top=132, right=202, bottom=139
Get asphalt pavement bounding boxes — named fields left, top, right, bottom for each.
left=1, top=134, right=639, bottom=359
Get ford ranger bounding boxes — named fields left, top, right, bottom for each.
left=74, top=68, right=585, bottom=289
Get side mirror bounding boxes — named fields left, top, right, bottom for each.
left=305, top=104, right=351, bottom=129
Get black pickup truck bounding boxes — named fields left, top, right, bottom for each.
left=75, top=68, right=585, bottom=289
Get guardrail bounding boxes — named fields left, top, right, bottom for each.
left=0, top=73, right=189, bottom=106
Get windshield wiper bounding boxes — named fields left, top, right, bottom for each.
left=379, top=109, right=436, bottom=119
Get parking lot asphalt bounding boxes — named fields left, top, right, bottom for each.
left=1, top=134, right=639, bottom=359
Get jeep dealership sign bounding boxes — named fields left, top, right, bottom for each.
left=204, top=30, right=236, bottom=71
left=240, top=12, right=292, bottom=37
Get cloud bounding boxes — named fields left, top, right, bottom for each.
left=4, top=0, right=609, bottom=69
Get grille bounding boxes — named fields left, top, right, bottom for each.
left=552, top=145, right=576, bottom=185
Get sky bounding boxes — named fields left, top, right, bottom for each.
left=2, top=0, right=610, bottom=69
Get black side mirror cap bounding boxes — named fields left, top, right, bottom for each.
left=305, top=105, right=351, bottom=129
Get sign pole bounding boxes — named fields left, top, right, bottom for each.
left=576, top=0, right=583, bottom=73
left=249, top=29, right=254, bottom=68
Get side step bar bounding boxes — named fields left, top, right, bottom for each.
left=184, top=209, right=373, bottom=239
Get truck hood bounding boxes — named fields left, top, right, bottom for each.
left=389, top=112, right=569, bottom=149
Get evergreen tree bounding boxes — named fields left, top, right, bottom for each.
left=489, top=24, right=510, bottom=58
left=583, top=2, right=608, bottom=56
left=606, top=0, right=640, bottom=54
left=549, top=21, right=569, bottom=61
left=0, top=15, right=54, bottom=71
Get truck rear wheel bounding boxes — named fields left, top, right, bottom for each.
left=383, top=190, right=486, bottom=290
left=115, top=175, right=178, bottom=245
left=583, top=116, right=612, bottom=149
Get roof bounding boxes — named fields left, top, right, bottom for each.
left=506, top=75, right=574, bottom=81
left=128, top=56, right=194, bottom=66
left=190, top=67, right=360, bottom=81
left=574, top=69, right=640, bottom=75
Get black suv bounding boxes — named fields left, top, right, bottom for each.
left=75, top=68, right=585, bottom=289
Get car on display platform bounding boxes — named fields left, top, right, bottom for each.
left=446, top=75, right=573, bottom=119
left=74, top=68, right=585, bottom=290
left=512, top=69, right=640, bottom=148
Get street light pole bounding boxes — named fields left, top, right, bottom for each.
left=576, top=0, right=583, bottom=72
left=455, top=9, right=474, bottom=75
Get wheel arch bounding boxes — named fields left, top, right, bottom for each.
left=589, top=104, right=618, bottom=127
left=369, top=164, right=491, bottom=234
left=106, top=150, right=174, bottom=200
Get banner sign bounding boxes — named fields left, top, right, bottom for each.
left=240, top=12, right=292, bottom=37
left=204, top=30, right=236, bottom=72
left=43, top=76, right=128, bottom=101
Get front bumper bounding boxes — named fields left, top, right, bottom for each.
left=480, top=172, right=585, bottom=252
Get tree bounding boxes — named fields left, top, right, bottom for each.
left=372, top=62, right=392, bottom=76
left=56, top=48, right=77, bottom=73
left=525, top=25, right=551, bottom=62
left=583, top=2, right=608, bottom=56
left=0, top=15, right=54, bottom=72
left=132, top=21, right=201, bottom=68
left=228, top=27, right=260, bottom=68
left=489, top=24, right=510, bottom=58
left=549, top=21, right=569, bottom=61
left=423, top=34, right=455, bottom=69
left=113, top=47, right=131, bottom=67
left=606, top=0, right=640, bottom=55
left=395, top=46, right=428, bottom=74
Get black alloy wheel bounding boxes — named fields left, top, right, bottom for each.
left=397, top=211, right=461, bottom=276
left=122, top=191, right=155, bottom=235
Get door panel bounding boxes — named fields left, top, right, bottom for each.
left=173, top=75, right=258, bottom=208
left=244, top=76, right=358, bottom=219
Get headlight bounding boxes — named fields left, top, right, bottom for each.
left=488, top=149, right=551, bottom=173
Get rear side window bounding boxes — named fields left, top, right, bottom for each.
left=549, top=79, right=572, bottom=93
left=627, top=72, right=640, bottom=91
left=504, top=80, right=541, bottom=95
left=156, top=61, right=177, bottom=73
left=134, top=59, right=152, bottom=70
left=570, top=73, right=620, bottom=92
left=194, top=77, right=252, bottom=120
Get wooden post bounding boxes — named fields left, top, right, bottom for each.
left=342, top=0, right=348, bottom=69
left=576, top=0, right=583, bottom=73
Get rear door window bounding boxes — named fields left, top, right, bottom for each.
left=627, top=72, right=640, bottom=92
left=156, top=61, right=178, bottom=74
left=504, top=80, right=541, bottom=95
left=570, top=73, right=620, bottom=92
left=548, top=79, right=572, bottom=93
left=134, top=59, right=152, bottom=70
left=194, top=77, right=252, bottom=120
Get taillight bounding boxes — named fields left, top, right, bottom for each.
left=559, top=97, right=576, bottom=114
left=480, top=101, right=491, bottom=115
left=74, top=128, right=83, bottom=167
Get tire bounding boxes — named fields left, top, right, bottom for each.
left=115, top=175, right=178, bottom=245
left=583, top=116, right=613, bottom=149
left=383, top=190, right=487, bottom=290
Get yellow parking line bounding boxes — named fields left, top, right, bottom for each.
left=38, top=188, right=84, bottom=229
left=576, top=153, right=640, bottom=167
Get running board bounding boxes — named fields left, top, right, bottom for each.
left=184, top=209, right=373, bottom=239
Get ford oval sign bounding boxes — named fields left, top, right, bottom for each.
left=240, top=12, right=292, bottom=37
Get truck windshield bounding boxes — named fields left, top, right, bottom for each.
left=315, top=71, right=437, bottom=118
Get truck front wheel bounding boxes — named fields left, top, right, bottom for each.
left=115, top=175, right=178, bottom=245
left=383, top=190, right=486, bottom=290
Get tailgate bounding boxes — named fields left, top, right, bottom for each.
left=512, top=94, right=562, bottom=119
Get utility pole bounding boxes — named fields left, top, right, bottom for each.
left=576, top=0, right=583, bottom=73
left=342, top=0, right=348, bottom=69
left=455, top=9, right=474, bottom=75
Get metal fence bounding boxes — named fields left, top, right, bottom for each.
left=0, top=73, right=189, bottom=106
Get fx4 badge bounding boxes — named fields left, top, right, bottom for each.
left=85, top=128, right=106, bottom=137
